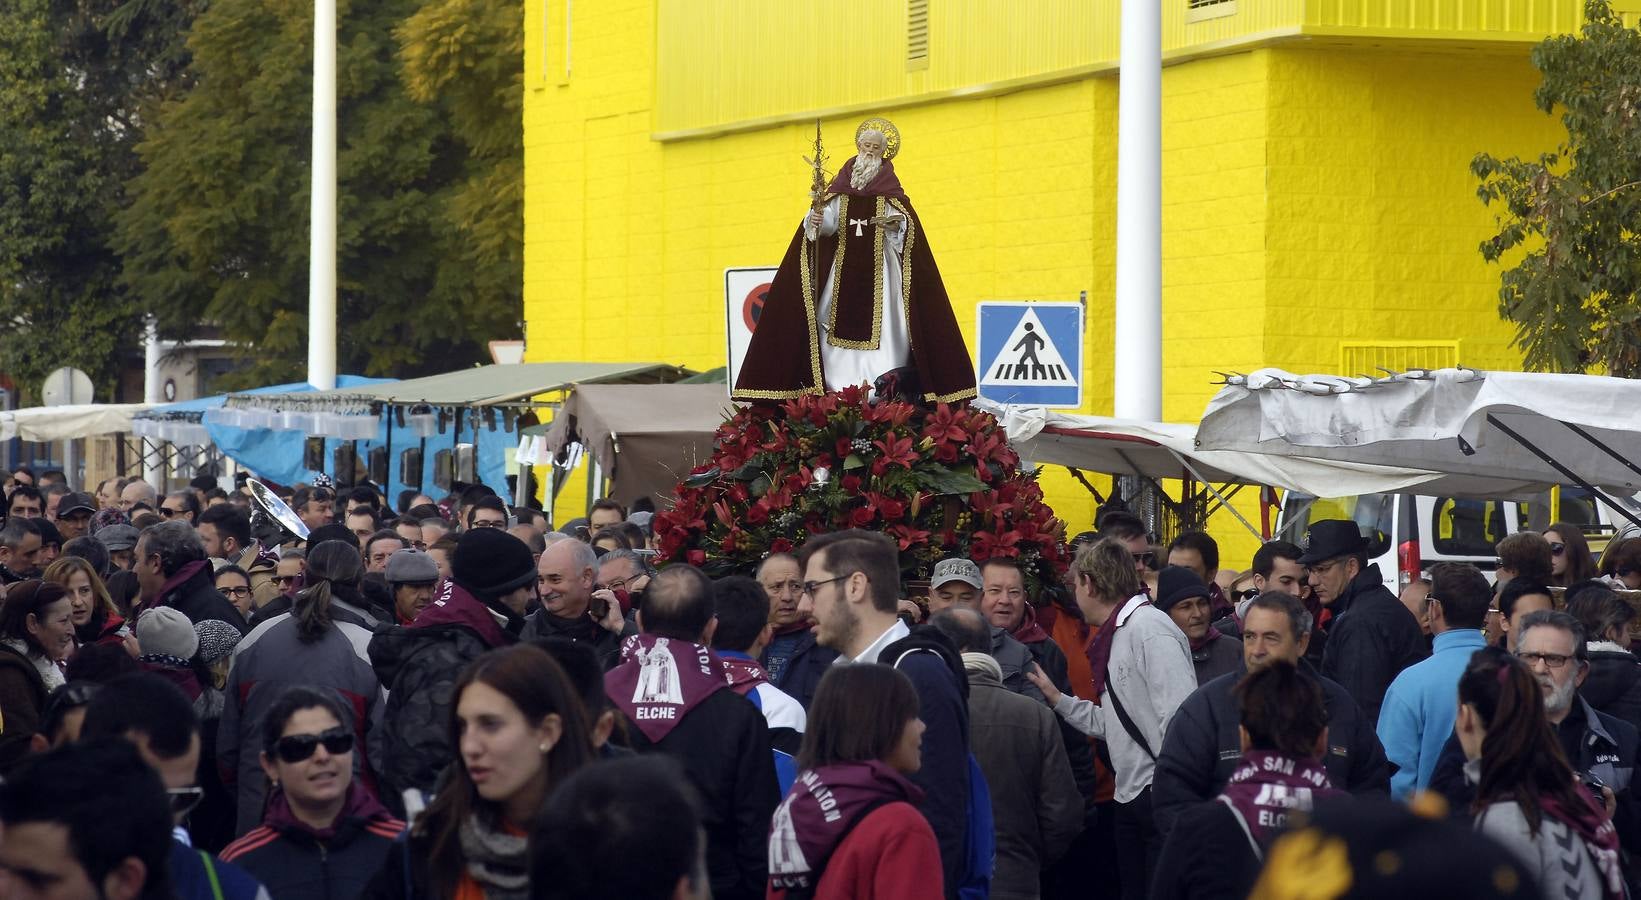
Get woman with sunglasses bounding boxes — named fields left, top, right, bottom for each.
left=220, top=541, right=386, bottom=837
left=220, top=687, right=404, bottom=900
left=1544, top=523, right=1598, bottom=589
left=364, top=644, right=597, bottom=900
left=43, top=555, right=129, bottom=649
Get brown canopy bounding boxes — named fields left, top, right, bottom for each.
left=542, top=384, right=736, bottom=509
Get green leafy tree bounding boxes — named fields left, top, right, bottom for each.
left=1473, top=0, right=1641, bottom=376
left=0, top=0, right=197, bottom=402
left=116, top=0, right=523, bottom=388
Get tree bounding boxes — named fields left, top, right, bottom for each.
left=0, top=0, right=198, bottom=403
left=116, top=0, right=523, bottom=388
left=1473, top=0, right=1641, bottom=377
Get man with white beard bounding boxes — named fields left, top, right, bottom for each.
left=732, top=117, right=975, bottom=403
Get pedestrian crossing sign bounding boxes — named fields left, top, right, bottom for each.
left=975, top=301, right=1084, bottom=408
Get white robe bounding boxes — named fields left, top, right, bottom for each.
left=807, top=195, right=911, bottom=392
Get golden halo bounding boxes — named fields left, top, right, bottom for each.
left=855, top=117, right=901, bottom=160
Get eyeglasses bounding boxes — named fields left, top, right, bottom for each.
left=800, top=574, right=852, bottom=598
left=272, top=575, right=299, bottom=587
left=599, top=573, right=647, bottom=592
left=159, top=507, right=186, bottom=518
left=274, top=727, right=354, bottom=763
left=1131, top=551, right=1155, bottom=567
left=1307, top=560, right=1340, bottom=576
left=470, top=519, right=507, bottom=529
left=168, top=786, right=204, bottom=816
left=1549, top=542, right=1566, bottom=556
left=219, top=585, right=252, bottom=599
left=1516, top=650, right=1575, bottom=669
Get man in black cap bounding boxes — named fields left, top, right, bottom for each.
left=1301, top=519, right=1427, bottom=725
left=53, top=492, right=97, bottom=541
left=1154, top=565, right=1241, bottom=685
left=368, top=527, right=536, bottom=813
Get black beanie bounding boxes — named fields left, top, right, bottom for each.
left=307, top=523, right=356, bottom=549
left=453, top=528, right=537, bottom=599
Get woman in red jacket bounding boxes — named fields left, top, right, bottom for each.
left=767, top=663, right=944, bottom=900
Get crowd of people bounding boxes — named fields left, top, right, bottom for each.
left=0, top=463, right=1635, bottom=900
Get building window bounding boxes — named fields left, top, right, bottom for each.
left=908, top=0, right=929, bottom=71
left=1186, top=0, right=1237, bottom=23
left=1338, top=341, right=1460, bottom=376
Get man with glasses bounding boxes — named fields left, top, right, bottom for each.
left=160, top=491, right=201, bottom=527
left=1301, top=520, right=1427, bottom=726
left=796, top=529, right=973, bottom=897
left=1430, top=610, right=1638, bottom=864
left=53, top=492, right=96, bottom=541
left=81, top=673, right=271, bottom=898
left=465, top=496, right=509, bottom=531
left=755, top=552, right=837, bottom=709
left=1375, top=563, right=1492, bottom=798
left=1098, top=510, right=1158, bottom=596
left=598, top=548, right=651, bottom=596
left=118, top=479, right=157, bottom=514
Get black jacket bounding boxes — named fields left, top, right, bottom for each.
left=221, top=809, right=402, bottom=900
left=519, top=606, right=633, bottom=670
left=1149, top=800, right=1262, bottom=900
left=766, top=629, right=839, bottom=709
left=1583, top=642, right=1641, bottom=738
left=1014, top=627, right=1099, bottom=814
left=1152, top=661, right=1390, bottom=837
left=161, top=564, right=249, bottom=635
left=368, top=621, right=511, bottom=815
left=1318, top=563, right=1427, bottom=725
left=624, top=688, right=780, bottom=900
left=0, top=642, right=45, bottom=772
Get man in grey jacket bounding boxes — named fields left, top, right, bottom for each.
left=1026, top=538, right=1196, bottom=900
left=935, top=608, right=1081, bottom=900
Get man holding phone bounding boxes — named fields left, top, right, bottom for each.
left=523, top=538, right=634, bottom=669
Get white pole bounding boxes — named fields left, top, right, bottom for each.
left=1114, top=0, right=1162, bottom=420
left=308, top=0, right=338, bottom=391
left=143, top=318, right=164, bottom=488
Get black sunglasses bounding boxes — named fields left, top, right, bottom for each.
left=1549, top=542, right=1566, bottom=556
left=273, top=727, right=354, bottom=763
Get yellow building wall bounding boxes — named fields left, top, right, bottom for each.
left=523, top=1, right=1577, bottom=561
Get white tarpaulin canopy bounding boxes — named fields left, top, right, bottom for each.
left=0, top=404, right=150, bottom=442
left=990, top=404, right=1457, bottom=498
left=1196, top=368, right=1641, bottom=501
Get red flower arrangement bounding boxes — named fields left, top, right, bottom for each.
left=655, top=386, right=1067, bottom=592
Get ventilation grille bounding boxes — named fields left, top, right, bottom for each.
left=1186, top=0, right=1237, bottom=23
left=907, top=0, right=929, bottom=70
left=1338, top=341, right=1460, bottom=376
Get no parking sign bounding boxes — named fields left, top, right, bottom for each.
left=725, top=267, right=778, bottom=394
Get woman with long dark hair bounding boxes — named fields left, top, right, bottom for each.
left=1150, top=660, right=1344, bottom=900
left=1544, top=523, right=1597, bottom=588
left=364, top=643, right=597, bottom=899
left=219, top=540, right=385, bottom=836
left=767, top=663, right=943, bottom=900
left=1457, top=646, right=1624, bottom=899
left=220, top=686, right=404, bottom=900
left=43, top=556, right=127, bottom=648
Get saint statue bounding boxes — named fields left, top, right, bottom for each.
left=732, top=118, right=977, bottom=404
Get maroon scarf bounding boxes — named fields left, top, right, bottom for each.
left=1010, top=604, right=1050, bottom=645
left=1217, top=750, right=1342, bottom=854
left=1086, top=596, right=1148, bottom=699
left=156, top=560, right=211, bottom=607
left=409, top=581, right=514, bottom=649
left=1541, top=790, right=1625, bottom=900
left=720, top=652, right=769, bottom=697
left=605, top=635, right=729, bottom=742
left=767, top=760, right=924, bottom=893
left=1190, top=627, right=1222, bottom=654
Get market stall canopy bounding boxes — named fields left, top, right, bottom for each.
left=0, top=404, right=150, bottom=442
left=541, top=384, right=736, bottom=508
left=132, top=376, right=388, bottom=445
left=1196, top=368, right=1641, bottom=503
left=990, top=404, right=1456, bottom=498
left=223, top=362, right=694, bottom=413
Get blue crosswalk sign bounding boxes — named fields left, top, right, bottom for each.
left=975, top=301, right=1083, bottom=408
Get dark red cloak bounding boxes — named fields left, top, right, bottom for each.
left=732, top=157, right=976, bottom=404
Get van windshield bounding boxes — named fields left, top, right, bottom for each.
left=1430, top=498, right=1510, bottom=557
left=1278, top=493, right=1393, bottom=547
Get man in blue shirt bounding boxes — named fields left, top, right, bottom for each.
left=1376, top=563, right=1492, bottom=798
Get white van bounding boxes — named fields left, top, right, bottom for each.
left=1273, top=488, right=1633, bottom=592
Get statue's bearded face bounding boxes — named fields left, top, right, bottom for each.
left=856, top=131, right=886, bottom=161
left=852, top=130, right=886, bottom=190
